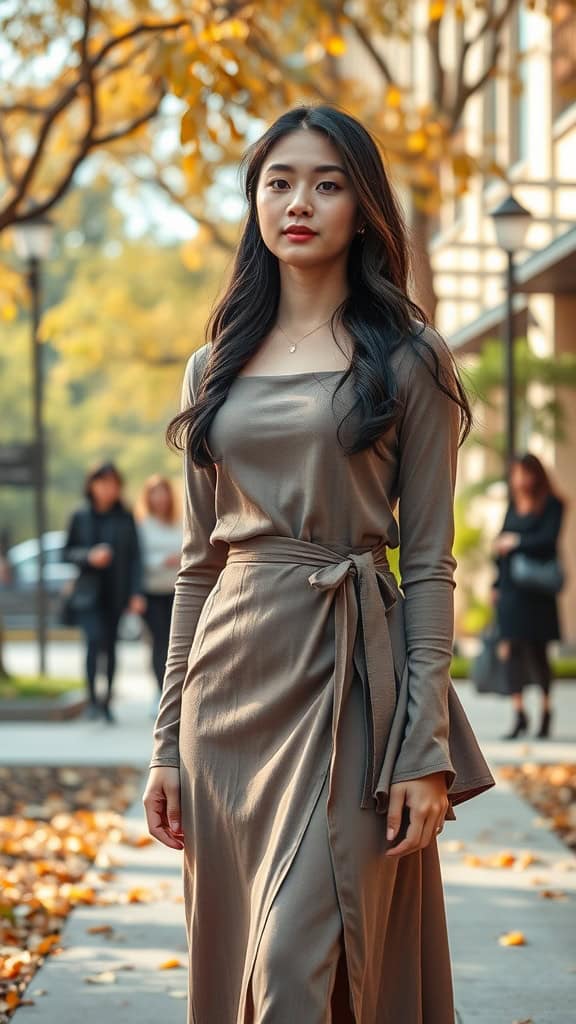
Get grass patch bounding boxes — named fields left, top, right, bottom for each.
left=0, top=675, right=83, bottom=700
left=451, top=656, right=576, bottom=680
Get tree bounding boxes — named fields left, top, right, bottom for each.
left=3, top=2, right=563, bottom=319
left=465, top=337, right=576, bottom=458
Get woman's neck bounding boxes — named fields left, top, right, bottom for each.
left=276, top=262, right=349, bottom=330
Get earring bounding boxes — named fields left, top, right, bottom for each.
left=357, top=224, right=366, bottom=235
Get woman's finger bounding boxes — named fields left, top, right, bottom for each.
left=386, top=807, right=424, bottom=858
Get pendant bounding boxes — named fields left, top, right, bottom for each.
left=289, top=345, right=296, bottom=353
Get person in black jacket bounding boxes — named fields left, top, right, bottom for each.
left=492, top=453, right=565, bottom=740
left=63, top=461, right=145, bottom=722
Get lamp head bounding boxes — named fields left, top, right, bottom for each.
left=489, top=194, right=532, bottom=252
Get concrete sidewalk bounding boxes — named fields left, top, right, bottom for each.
left=2, top=640, right=575, bottom=1024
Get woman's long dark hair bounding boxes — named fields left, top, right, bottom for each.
left=510, top=453, right=563, bottom=512
left=167, top=104, right=472, bottom=466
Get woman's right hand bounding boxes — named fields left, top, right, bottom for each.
left=143, top=767, right=184, bottom=850
left=87, top=543, right=113, bottom=568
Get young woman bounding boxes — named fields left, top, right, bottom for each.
left=143, top=105, right=495, bottom=1024
left=136, top=475, right=182, bottom=699
left=492, top=453, right=565, bottom=740
left=63, top=461, right=144, bottom=722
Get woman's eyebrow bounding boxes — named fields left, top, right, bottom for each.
left=265, top=162, right=348, bottom=175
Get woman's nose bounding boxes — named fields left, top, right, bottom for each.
left=286, top=188, right=313, bottom=216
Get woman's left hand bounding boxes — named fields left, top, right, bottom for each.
left=129, top=594, right=147, bottom=615
left=385, top=771, right=450, bottom=858
left=494, top=531, right=520, bottom=556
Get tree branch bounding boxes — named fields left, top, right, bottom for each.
left=131, top=167, right=235, bottom=252
left=0, top=12, right=187, bottom=232
left=347, top=15, right=397, bottom=87
left=0, top=119, right=15, bottom=186
left=452, top=0, right=518, bottom=129
left=426, top=17, right=445, bottom=108
left=93, top=98, right=162, bottom=145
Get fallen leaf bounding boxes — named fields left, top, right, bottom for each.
left=463, top=854, right=485, bottom=867
left=84, top=970, right=117, bottom=985
left=86, top=924, right=115, bottom=935
left=489, top=851, right=516, bottom=868
left=159, top=958, right=183, bottom=970
left=126, top=887, right=154, bottom=903
left=515, top=852, right=541, bottom=870
left=498, top=930, right=527, bottom=946
left=538, top=889, right=568, bottom=900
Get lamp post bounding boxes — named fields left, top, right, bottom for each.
left=12, top=212, right=54, bottom=676
left=489, top=194, right=532, bottom=471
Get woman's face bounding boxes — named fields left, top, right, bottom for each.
left=148, top=483, right=171, bottom=518
left=91, top=473, right=121, bottom=509
left=255, top=128, right=361, bottom=270
left=510, top=463, right=533, bottom=498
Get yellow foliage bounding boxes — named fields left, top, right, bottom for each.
left=325, top=35, right=347, bottom=57
left=428, top=1, right=445, bottom=20
left=386, top=85, right=403, bottom=109
left=407, top=131, right=428, bottom=153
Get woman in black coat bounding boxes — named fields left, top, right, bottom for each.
left=492, top=453, right=565, bottom=740
left=63, top=461, right=144, bottom=722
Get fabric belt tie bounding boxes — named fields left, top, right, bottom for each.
left=225, top=535, right=400, bottom=810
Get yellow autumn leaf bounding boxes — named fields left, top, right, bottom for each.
left=180, top=110, right=198, bottom=147
left=159, top=958, right=183, bottom=970
left=325, top=36, right=347, bottom=57
left=490, top=851, right=516, bottom=868
left=126, top=886, right=154, bottom=903
left=463, top=854, right=485, bottom=867
left=386, top=86, right=402, bottom=109
left=36, top=934, right=61, bottom=955
left=428, top=1, right=445, bottom=20
left=498, top=931, right=526, bottom=946
left=407, top=131, right=427, bottom=153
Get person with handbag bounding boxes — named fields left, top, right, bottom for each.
left=492, top=453, right=565, bottom=739
left=63, top=461, right=145, bottom=722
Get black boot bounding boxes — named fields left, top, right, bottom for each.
left=501, top=708, right=529, bottom=740
left=535, top=709, right=552, bottom=739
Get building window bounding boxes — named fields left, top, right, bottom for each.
left=552, top=1, right=576, bottom=119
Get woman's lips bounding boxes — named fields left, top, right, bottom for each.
left=283, top=228, right=317, bottom=243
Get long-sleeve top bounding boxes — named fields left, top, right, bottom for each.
left=148, top=328, right=493, bottom=814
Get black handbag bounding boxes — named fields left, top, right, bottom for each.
left=470, top=626, right=510, bottom=696
left=509, top=552, right=565, bottom=595
left=59, top=573, right=101, bottom=625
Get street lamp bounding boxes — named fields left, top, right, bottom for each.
left=489, top=194, right=532, bottom=471
left=12, top=211, right=54, bottom=676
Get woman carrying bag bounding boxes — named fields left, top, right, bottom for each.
left=63, top=461, right=145, bottom=721
left=492, top=453, right=565, bottom=739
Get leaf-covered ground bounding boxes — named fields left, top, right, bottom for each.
left=0, top=765, right=148, bottom=1019
left=499, top=763, right=576, bottom=855
left=1, top=763, right=574, bottom=1019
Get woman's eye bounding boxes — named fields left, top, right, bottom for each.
left=317, top=181, right=340, bottom=192
left=269, top=179, right=290, bottom=190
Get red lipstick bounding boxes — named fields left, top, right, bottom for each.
left=283, top=225, right=317, bottom=242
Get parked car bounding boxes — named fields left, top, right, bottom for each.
left=0, top=531, right=143, bottom=639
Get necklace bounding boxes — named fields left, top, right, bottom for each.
left=276, top=316, right=332, bottom=353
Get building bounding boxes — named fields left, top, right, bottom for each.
left=427, top=2, right=576, bottom=644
